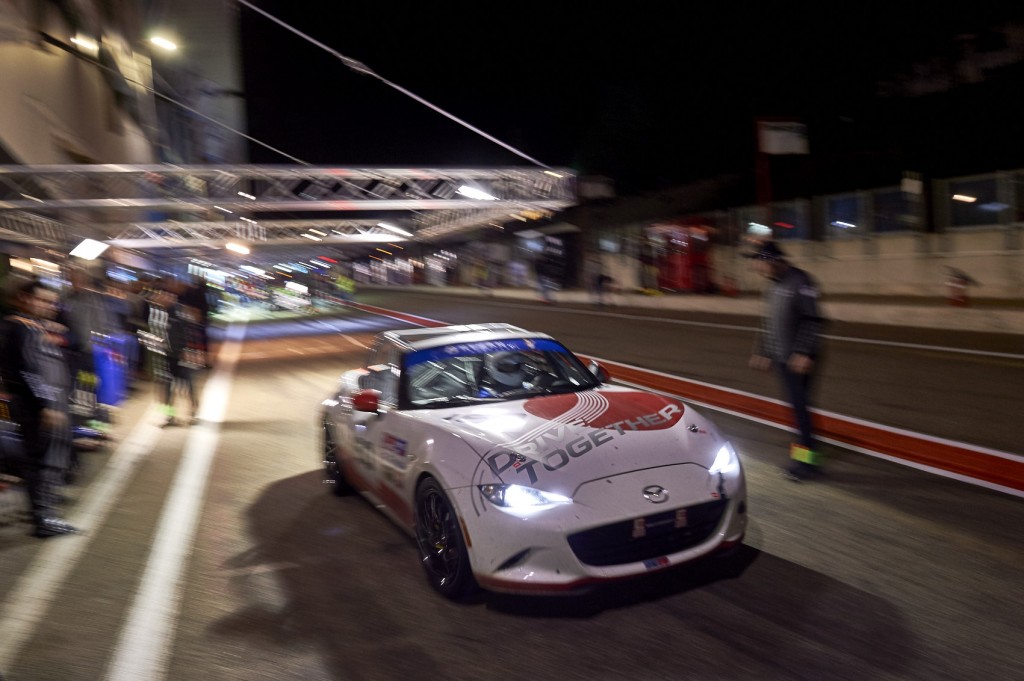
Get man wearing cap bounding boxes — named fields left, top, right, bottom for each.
left=746, top=240, right=826, bottom=481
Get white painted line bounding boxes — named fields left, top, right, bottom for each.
left=105, top=323, right=245, bottom=681
left=596, top=354, right=1023, bottom=464
left=341, top=334, right=370, bottom=349
left=816, top=437, right=1024, bottom=499
left=359, top=305, right=1019, bottom=452
left=0, top=404, right=164, bottom=669
left=612, top=376, right=1024, bottom=499
left=820, top=334, right=1024, bottom=360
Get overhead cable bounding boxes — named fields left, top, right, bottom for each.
left=235, top=0, right=551, bottom=169
left=76, top=48, right=311, bottom=166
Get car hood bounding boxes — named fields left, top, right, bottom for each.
left=416, top=386, right=724, bottom=494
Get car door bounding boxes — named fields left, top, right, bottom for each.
left=351, top=342, right=403, bottom=504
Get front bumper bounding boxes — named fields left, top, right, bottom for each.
left=452, top=467, right=747, bottom=594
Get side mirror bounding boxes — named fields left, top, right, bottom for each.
left=352, top=389, right=381, bottom=413
left=588, top=360, right=610, bottom=384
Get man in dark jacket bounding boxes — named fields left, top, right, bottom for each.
left=1, top=276, right=79, bottom=537
left=747, top=240, right=826, bottom=481
left=178, top=276, right=211, bottom=356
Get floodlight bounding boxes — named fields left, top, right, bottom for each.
left=149, top=36, right=178, bottom=51
left=70, top=238, right=109, bottom=260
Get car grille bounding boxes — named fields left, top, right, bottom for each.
left=567, top=498, right=727, bottom=567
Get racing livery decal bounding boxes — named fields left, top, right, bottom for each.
left=486, top=392, right=686, bottom=485
left=523, top=391, right=684, bottom=430
left=381, top=433, right=410, bottom=470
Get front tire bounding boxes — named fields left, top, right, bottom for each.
left=414, top=478, right=477, bottom=601
left=322, top=420, right=352, bottom=496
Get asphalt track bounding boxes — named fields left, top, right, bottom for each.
left=1, top=294, right=1021, bottom=681
left=349, top=290, right=1024, bottom=496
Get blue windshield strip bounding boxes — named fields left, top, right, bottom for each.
left=406, top=338, right=565, bottom=367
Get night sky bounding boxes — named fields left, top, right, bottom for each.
left=239, top=2, right=1024, bottom=196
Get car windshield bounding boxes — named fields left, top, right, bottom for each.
left=403, top=338, right=600, bottom=408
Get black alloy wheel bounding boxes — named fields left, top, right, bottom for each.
left=414, top=478, right=476, bottom=601
left=322, top=420, right=351, bottom=496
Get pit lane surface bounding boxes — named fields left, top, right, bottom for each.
left=0, top=296, right=1021, bottom=681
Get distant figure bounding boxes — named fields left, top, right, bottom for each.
left=639, top=242, right=659, bottom=292
left=534, top=240, right=564, bottom=304
left=945, top=267, right=978, bottom=307
left=746, top=240, right=827, bottom=482
left=508, top=261, right=529, bottom=287
left=151, top=286, right=203, bottom=428
left=334, top=271, right=356, bottom=302
left=179, top=276, right=212, bottom=356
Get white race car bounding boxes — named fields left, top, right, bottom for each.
left=320, top=323, right=747, bottom=600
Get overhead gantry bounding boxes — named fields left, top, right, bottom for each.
left=0, top=164, right=577, bottom=262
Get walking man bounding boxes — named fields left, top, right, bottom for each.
left=746, top=240, right=826, bottom=481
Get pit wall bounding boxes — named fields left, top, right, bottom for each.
left=594, top=228, right=1022, bottom=299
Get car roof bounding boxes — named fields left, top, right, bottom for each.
left=382, top=323, right=554, bottom=351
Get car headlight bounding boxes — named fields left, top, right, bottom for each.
left=709, top=443, right=740, bottom=475
left=479, top=483, right=572, bottom=508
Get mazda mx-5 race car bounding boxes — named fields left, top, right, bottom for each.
left=319, top=323, right=747, bottom=600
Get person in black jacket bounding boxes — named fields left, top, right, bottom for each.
left=746, top=240, right=827, bottom=481
left=148, top=284, right=202, bottom=427
left=0, top=276, right=79, bottom=537
left=178, top=276, right=211, bottom=356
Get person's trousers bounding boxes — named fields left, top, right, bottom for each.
left=163, top=364, right=198, bottom=415
left=18, top=415, right=62, bottom=522
left=774, top=361, right=817, bottom=452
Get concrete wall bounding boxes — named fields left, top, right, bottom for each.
left=0, top=1, right=156, bottom=164
left=455, top=227, right=1022, bottom=300
left=724, top=227, right=1022, bottom=299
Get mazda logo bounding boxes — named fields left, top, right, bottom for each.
left=642, top=485, right=668, bottom=503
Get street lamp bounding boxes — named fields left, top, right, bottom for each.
left=149, top=36, right=178, bottom=52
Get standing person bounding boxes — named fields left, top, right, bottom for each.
left=169, top=300, right=203, bottom=425
left=179, top=276, right=211, bottom=357
left=151, top=285, right=203, bottom=427
left=59, top=267, right=117, bottom=434
left=148, top=286, right=195, bottom=426
left=146, top=285, right=175, bottom=425
left=534, top=239, right=564, bottom=304
left=0, top=277, right=79, bottom=537
left=60, top=267, right=117, bottom=382
left=122, top=278, right=149, bottom=381
left=334, top=270, right=356, bottom=302
left=583, top=253, right=602, bottom=305
left=746, top=240, right=827, bottom=481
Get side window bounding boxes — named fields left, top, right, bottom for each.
left=361, top=339, right=400, bottom=403
left=376, top=344, right=401, bottom=406
left=366, top=338, right=389, bottom=367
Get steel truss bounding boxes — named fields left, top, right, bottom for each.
left=0, top=211, right=70, bottom=247
left=0, top=164, right=576, bottom=256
